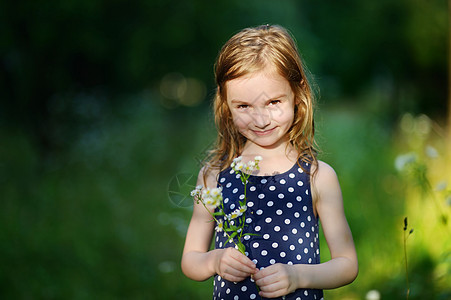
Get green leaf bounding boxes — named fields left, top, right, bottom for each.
left=237, top=242, right=246, bottom=254
left=225, top=226, right=237, bottom=232
left=243, top=233, right=260, bottom=237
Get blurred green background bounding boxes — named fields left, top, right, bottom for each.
left=1, top=1, right=450, bottom=299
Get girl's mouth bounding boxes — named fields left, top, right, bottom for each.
left=252, top=127, right=275, bottom=136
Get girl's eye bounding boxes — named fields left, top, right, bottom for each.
left=269, top=100, right=281, bottom=106
left=237, top=104, right=249, bottom=109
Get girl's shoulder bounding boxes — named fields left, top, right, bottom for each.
left=197, top=165, right=221, bottom=189
left=310, top=160, right=342, bottom=203
left=311, top=160, right=337, bottom=178
left=311, top=160, right=340, bottom=188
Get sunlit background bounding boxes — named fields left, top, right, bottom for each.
left=1, top=1, right=450, bottom=299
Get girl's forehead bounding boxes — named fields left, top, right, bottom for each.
left=226, top=70, right=292, bottom=102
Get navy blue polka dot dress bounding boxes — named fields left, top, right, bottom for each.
left=213, top=160, right=323, bottom=300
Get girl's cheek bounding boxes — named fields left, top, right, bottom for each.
left=232, top=112, right=252, bottom=128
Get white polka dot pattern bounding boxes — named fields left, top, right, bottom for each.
left=213, top=160, right=323, bottom=300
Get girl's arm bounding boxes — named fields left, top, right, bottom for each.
left=181, top=168, right=257, bottom=282
left=253, top=161, right=358, bottom=297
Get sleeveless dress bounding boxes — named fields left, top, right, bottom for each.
left=213, top=160, right=323, bottom=300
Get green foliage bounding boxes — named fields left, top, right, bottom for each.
left=0, top=97, right=214, bottom=299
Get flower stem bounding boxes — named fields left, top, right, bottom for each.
left=198, top=199, right=247, bottom=255
left=404, top=231, right=410, bottom=299
left=239, top=171, right=250, bottom=242
left=403, top=217, right=412, bottom=300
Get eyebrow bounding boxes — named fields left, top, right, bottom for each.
left=230, top=99, right=249, bottom=104
left=230, top=94, right=287, bottom=104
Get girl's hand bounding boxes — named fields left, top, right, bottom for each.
left=253, top=263, right=299, bottom=298
left=214, top=247, right=258, bottom=282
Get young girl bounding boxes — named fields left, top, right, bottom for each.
left=182, top=25, right=358, bottom=299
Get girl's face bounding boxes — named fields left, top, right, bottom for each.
left=226, top=68, right=296, bottom=151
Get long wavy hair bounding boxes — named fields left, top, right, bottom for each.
left=204, top=24, right=318, bottom=176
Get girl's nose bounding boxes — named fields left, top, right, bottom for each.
left=253, top=108, right=271, bottom=128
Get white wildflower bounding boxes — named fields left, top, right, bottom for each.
left=230, top=209, right=241, bottom=219
left=246, top=161, right=256, bottom=172
left=190, top=185, right=203, bottom=198
left=210, top=186, right=222, bottom=197
left=365, top=290, right=380, bottom=300
left=233, top=156, right=242, bottom=164
left=215, top=219, right=224, bottom=232
left=395, top=152, right=417, bottom=172
left=232, top=155, right=262, bottom=174
left=425, top=145, right=439, bottom=159
left=239, top=205, right=247, bottom=214
left=201, top=187, right=222, bottom=209
left=234, top=162, right=244, bottom=171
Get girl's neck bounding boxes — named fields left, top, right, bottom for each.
left=240, top=141, right=299, bottom=176
left=241, top=137, right=295, bottom=156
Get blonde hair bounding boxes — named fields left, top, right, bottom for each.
left=205, top=24, right=317, bottom=175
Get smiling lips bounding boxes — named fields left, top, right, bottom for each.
left=251, top=127, right=276, bottom=136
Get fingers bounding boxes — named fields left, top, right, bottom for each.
left=258, top=281, right=287, bottom=298
left=253, top=264, right=297, bottom=298
left=252, top=264, right=277, bottom=281
left=229, top=248, right=258, bottom=273
left=220, top=266, right=251, bottom=282
left=216, top=248, right=258, bottom=282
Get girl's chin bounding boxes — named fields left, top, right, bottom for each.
left=243, top=137, right=289, bottom=149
